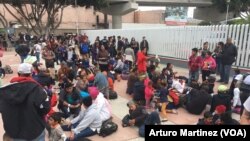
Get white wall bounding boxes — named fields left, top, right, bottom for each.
left=82, top=25, right=250, bottom=68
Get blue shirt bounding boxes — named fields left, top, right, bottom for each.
left=159, top=88, right=168, bottom=103
left=94, top=72, right=108, bottom=90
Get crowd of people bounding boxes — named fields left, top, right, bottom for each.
left=0, top=33, right=249, bottom=141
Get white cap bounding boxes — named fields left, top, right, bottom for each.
left=18, top=63, right=32, bottom=74
left=235, top=74, right=243, bottom=81
left=243, top=75, right=250, bottom=85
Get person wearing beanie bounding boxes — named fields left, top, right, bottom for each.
left=212, top=105, right=227, bottom=125
left=58, top=83, right=81, bottom=118
left=210, top=85, right=231, bottom=113
left=88, top=87, right=112, bottom=122
left=0, top=63, right=50, bottom=140
left=63, top=96, right=102, bottom=140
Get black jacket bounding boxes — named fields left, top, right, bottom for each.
left=58, top=88, right=81, bottom=107
left=221, top=44, right=237, bottom=65
left=210, top=93, right=231, bottom=113
left=33, top=72, right=54, bottom=87
left=0, top=77, right=50, bottom=140
left=15, top=44, right=30, bottom=56
left=186, top=89, right=212, bottom=115
left=129, top=106, right=148, bottom=127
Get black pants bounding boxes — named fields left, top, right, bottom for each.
left=240, top=92, right=250, bottom=116
left=99, top=64, right=108, bottom=72
left=202, top=70, right=210, bottom=82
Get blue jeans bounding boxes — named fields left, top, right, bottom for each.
left=188, top=70, right=199, bottom=85
left=12, top=130, right=45, bottom=141
left=20, top=55, right=27, bottom=63
left=35, top=52, right=40, bottom=63
left=220, top=64, right=231, bottom=83
left=62, top=122, right=97, bottom=141
left=139, top=111, right=161, bottom=137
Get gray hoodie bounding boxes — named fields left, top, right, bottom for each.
left=71, top=104, right=102, bottom=134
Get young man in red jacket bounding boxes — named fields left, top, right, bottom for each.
left=188, top=48, right=202, bottom=85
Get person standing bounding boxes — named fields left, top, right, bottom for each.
left=34, top=40, right=42, bottom=63
left=188, top=48, right=202, bottom=84
left=0, top=63, right=50, bottom=140
left=213, top=42, right=224, bottom=74
left=140, top=36, right=149, bottom=55
left=219, top=38, right=238, bottom=84
left=200, top=42, right=209, bottom=59
left=137, top=47, right=154, bottom=74
left=15, top=40, right=30, bottom=63
left=201, top=51, right=216, bottom=82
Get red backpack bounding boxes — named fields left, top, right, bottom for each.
left=169, top=89, right=180, bottom=106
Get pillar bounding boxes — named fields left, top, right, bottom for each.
left=112, top=15, right=122, bottom=29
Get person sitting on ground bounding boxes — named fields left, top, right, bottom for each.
left=114, top=54, right=124, bottom=82
left=75, top=69, right=88, bottom=92
left=220, top=111, right=240, bottom=125
left=240, top=96, right=250, bottom=125
left=126, top=68, right=139, bottom=95
left=212, top=105, right=227, bottom=125
left=103, top=71, right=114, bottom=92
left=185, top=84, right=212, bottom=115
left=122, top=101, right=148, bottom=127
left=94, top=68, right=109, bottom=98
left=63, top=96, right=102, bottom=140
left=88, top=87, right=112, bottom=122
left=145, top=80, right=154, bottom=108
left=166, top=63, right=177, bottom=78
left=48, top=112, right=67, bottom=141
left=229, top=68, right=243, bottom=100
left=172, top=77, right=185, bottom=94
left=159, top=80, right=169, bottom=122
left=197, top=111, right=213, bottom=125
left=210, top=85, right=231, bottom=113
left=232, top=81, right=242, bottom=114
left=58, top=83, right=81, bottom=118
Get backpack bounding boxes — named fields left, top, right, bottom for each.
left=99, top=119, right=118, bottom=137
left=80, top=43, right=89, bottom=54
left=3, top=65, right=13, bottom=74
left=169, top=89, right=180, bottom=106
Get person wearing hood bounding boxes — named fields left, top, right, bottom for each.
left=63, top=96, right=102, bottom=140
left=0, top=63, right=50, bottom=140
left=88, top=87, right=112, bottom=122
left=210, top=85, right=231, bottom=113
left=201, top=51, right=216, bottom=82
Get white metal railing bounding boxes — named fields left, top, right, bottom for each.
left=82, top=24, right=250, bottom=69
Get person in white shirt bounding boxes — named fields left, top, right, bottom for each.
left=88, top=87, right=112, bottom=122
left=232, top=81, right=241, bottom=113
left=172, top=78, right=185, bottom=94
left=34, top=41, right=42, bottom=63
left=240, top=96, right=250, bottom=125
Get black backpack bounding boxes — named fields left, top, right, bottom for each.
left=109, top=90, right=118, bottom=99
left=99, top=120, right=118, bottom=137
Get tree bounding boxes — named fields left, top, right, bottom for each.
left=212, top=0, right=250, bottom=19
left=0, top=0, right=106, bottom=36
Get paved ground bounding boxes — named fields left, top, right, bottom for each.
left=0, top=50, right=240, bottom=141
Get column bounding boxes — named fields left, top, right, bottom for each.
left=112, top=15, right=122, bottom=29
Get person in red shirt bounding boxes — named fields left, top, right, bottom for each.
left=137, top=47, right=154, bottom=74
left=145, top=80, right=154, bottom=108
left=188, top=48, right=202, bottom=84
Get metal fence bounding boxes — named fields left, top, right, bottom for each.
left=82, top=24, right=250, bottom=69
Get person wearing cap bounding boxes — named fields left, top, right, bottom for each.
left=0, top=63, right=50, bottom=140
left=63, top=96, right=102, bottom=140
left=212, top=105, right=227, bottom=125
left=210, top=85, right=231, bottom=113
left=188, top=48, right=202, bottom=84
left=88, top=87, right=112, bottom=122
left=58, top=83, right=81, bottom=118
